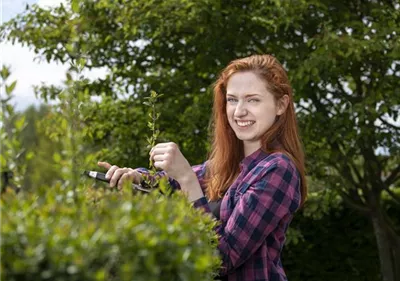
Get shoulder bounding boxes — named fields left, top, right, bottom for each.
left=258, top=152, right=298, bottom=174
left=245, top=152, right=300, bottom=189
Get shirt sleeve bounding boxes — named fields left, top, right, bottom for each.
left=135, top=162, right=207, bottom=192
left=192, top=158, right=301, bottom=275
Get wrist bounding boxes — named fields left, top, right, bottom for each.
left=177, top=171, right=204, bottom=202
left=177, top=170, right=197, bottom=186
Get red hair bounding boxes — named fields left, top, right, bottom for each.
left=205, top=54, right=307, bottom=207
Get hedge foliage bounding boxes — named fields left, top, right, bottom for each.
left=1, top=183, right=221, bottom=281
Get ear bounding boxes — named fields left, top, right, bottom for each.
left=277, top=95, right=289, bottom=116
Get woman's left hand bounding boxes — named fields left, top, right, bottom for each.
left=150, top=142, right=204, bottom=202
left=149, top=142, right=193, bottom=183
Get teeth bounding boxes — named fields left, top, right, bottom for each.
left=236, top=121, right=255, bottom=127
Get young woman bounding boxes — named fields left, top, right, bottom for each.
left=98, top=54, right=307, bottom=281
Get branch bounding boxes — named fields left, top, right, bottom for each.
left=382, top=186, right=400, bottom=205
left=329, top=142, right=364, bottom=191
left=348, top=160, right=363, bottom=185
left=297, top=103, right=312, bottom=114
left=334, top=78, right=362, bottom=103
left=337, top=188, right=370, bottom=214
left=378, top=116, right=400, bottom=130
left=385, top=164, right=400, bottom=187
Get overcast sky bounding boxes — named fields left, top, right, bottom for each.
left=1, top=0, right=106, bottom=111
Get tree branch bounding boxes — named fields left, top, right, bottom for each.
left=382, top=186, right=400, bottom=205
left=378, top=116, right=400, bottom=130
left=337, top=188, right=370, bottom=214
left=385, top=164, right=400, bottom=187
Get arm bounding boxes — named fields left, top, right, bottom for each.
left=193, top=158, right=301, bottom=275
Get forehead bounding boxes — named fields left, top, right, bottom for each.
left=226, top=71, right=268, bottom=96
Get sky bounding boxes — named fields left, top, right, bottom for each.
left=1, top=0, right=106, bottom=111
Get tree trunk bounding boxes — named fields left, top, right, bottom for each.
left=371, top=211, right=399, bottom=281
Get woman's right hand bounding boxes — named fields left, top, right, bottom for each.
left=97, top=161, right=143, bottom=190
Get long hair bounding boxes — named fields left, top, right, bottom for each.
left=205, top=54, right=307, bottom=207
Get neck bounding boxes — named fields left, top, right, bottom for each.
left=243, top=141, right=261, bottom=157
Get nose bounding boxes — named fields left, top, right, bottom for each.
left=234, top=101, right=247, bottom=117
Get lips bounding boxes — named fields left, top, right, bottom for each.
left=236, top=120, right=256, bottom=127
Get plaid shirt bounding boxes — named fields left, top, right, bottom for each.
left=138, top=149, right=301, bottom=281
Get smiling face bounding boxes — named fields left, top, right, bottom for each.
left=226, top=71, right=286, bottom=155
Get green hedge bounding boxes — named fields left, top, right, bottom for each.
left=1, top=184, right=221, bottom=281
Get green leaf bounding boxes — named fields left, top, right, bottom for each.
left=66, top=73, right=72, bottom=81
left=53, top=152, right=61, bottom=163
left=1, top=66, right=10, bottom=80
left=71, top=0, right=79, bottom=13
left=5, top=81, right=17, bottom=95
left=14, top=116, right=26, bottom=130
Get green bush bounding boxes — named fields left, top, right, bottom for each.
left=1, top=183, right=221, bottom=281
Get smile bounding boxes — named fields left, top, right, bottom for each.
left=236, top=120, right=256, bottom=127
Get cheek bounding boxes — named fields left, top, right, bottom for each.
left=226, top=105, right=234, bottom=117
left=257, top=109, right=277, bottom=125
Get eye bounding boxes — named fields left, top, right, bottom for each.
left=227, top=97, right=238, bottom=103
left=248, top=98, right=260, bottom=103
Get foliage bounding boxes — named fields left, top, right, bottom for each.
left=19, top=105, right=64, bottom=190
left=2, top=0, right=397, bottom=198
left=284, top=192, right=400, bottom=281
left=1, top=183, right=221, bottom=281
left=0, top=66, right=34, bottom=191
left=284, top=201, right=383, bottom=281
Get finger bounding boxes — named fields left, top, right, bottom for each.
left=150, top=147, right=172, bottom=160
left=105, top=165, right=120, bottom=180
left=117, top=170, right=137, bottom=190
left=150, top=142, right=171, bottom=154
left=110, top=168, right=129, bottom=187
left=131, top=169, right=143, bottom=183
left=153, top=159, right=168, bottom=170
left=98, top=161, right=112, bottom=170
left=109, top=167, right=130, bottom=188
left=152, top=154, right=168, bottom=162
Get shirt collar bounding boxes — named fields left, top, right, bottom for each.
left=239, top=148, right=269, bottom=172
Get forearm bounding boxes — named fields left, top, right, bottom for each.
left=176, top=171, right=204, bottom=202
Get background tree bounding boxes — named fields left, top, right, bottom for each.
left=20, top=104, right=64, bottom=190
left=1, top=0, right=399, bottom=280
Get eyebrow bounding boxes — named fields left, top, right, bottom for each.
left=226, top=93, right=262, bottom=98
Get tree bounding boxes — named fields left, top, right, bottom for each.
left=19, top=104, right=63, bottom=190
left=1, top=0, right=399, bottom=280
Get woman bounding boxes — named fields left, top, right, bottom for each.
left=98, top=54, right=307, bottom=281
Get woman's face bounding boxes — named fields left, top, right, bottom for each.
left=226, top=71, right=286, bottom=150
